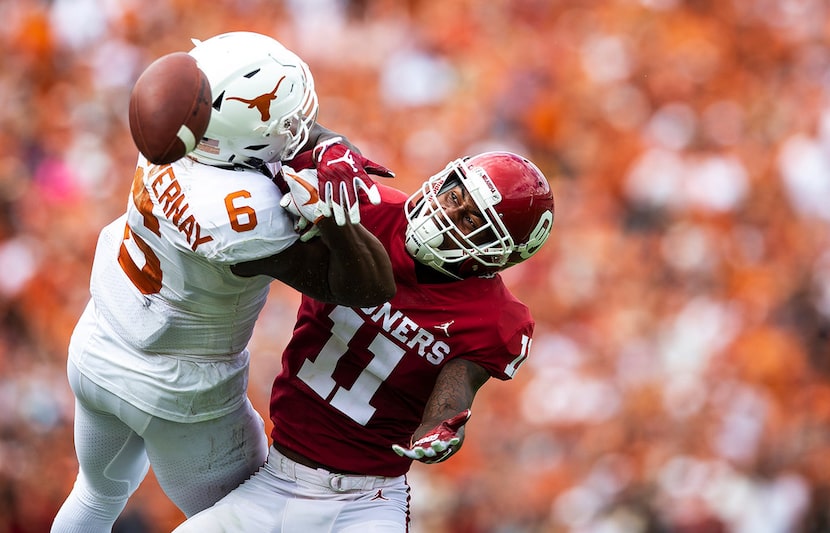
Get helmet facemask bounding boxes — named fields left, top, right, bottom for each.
left=259, top=63, right=318, bottom=162
left=405, top=158, right=515, bottom=279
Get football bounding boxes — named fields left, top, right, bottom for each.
left=128, top=52, right=212, bottom=165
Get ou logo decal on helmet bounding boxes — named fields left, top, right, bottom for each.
left=226, top=76, right=287, bottom=121
left=517, top=210, right=554, bottom=260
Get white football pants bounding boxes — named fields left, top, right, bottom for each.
left=51, top=360, right=267, bottom=533
left=172, top=445, right=410, bottom=532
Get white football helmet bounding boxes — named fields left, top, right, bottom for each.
left=405, top=151, right=555, bottom=279
left=188, top=32, right=318, bottom=168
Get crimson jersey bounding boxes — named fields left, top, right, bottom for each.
left=270, top=184, right=534, bottom=476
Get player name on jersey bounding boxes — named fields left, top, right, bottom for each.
left=146, top=164, right=214, bottom=251
left=358, top=303, right=450, bottom=365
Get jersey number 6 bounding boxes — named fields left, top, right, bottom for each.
left=118, top=165, right=260, bottom=295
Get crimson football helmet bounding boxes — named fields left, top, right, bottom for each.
left=188, top=32, right=318, bottom=168
left=405, top=151, right=555, bottom=279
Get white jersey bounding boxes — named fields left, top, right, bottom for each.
left=70, top=156, right=299, bottom=422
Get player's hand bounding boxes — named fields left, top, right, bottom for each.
left=313, top=137, right=394, bottom=226
left=279, top=166, right=325, bottom=241
left=392, top=410, right=471, bottom=464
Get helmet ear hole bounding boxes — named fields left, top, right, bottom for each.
left=212, top=92, right=224, bottom=111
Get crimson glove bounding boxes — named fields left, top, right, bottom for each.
left=313, top=137, right=394, bottom=225
left=392, top=409, right=471, bottom=464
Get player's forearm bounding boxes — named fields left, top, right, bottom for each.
left=304, top=123, right=361, bottom=154
left=395, top=360, right=488, bottom=463
left=416, top=359, right=489, bottom=438
left=316, top=217, right=395, bottom=306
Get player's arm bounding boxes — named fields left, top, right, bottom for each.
left=393, top=358, right=490, bottom=464
left=304, top=123, right=359, bottom=153
left=230, top=216, right=395, bottom=307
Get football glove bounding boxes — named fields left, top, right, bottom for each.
left=392, top=409, right=471, bottom=464
left=313, top=137, right=394, bottom=226
left=279, top=166, right=326, bottom=241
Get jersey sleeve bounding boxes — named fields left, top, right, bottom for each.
left=456, top=293, right=535, bottom=381
left=146, top=160, right=300, bottom=265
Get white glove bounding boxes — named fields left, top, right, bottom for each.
left=279, top=167, right=326, bottom=241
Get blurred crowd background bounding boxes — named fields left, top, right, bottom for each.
left=2, top=0, right=830, bottom=531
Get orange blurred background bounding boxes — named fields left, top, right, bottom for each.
left=3, top=0, right=830, bottom=531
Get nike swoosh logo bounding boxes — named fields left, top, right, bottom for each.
left=286, top=172, right=320, bottom=205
